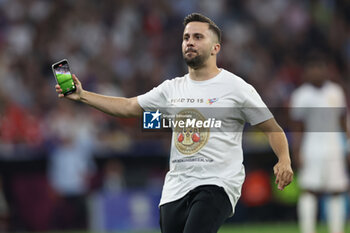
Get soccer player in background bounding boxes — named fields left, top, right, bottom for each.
left=56, top=13, right=293, bottom=233
left=290, top=54, right=349, bottom=233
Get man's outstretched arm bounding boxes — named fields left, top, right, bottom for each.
left=255, top=118, right=294, bottom=190
left=55, top=74, right=143, bottom=118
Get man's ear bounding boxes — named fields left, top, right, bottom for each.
left=211, top=43, right=221, bottom=55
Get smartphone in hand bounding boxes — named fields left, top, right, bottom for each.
left=52, top=59, right=76, bottom=96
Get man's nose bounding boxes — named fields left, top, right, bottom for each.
left=186, top=37, right=194, bottom=46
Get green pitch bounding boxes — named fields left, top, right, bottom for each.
left=219, top=222, right=349, bottom=233
left=24, top=222, right=350, bottom=233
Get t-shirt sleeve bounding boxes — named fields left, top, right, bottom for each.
left=241, top=84, right=273, bottom=125
left=137, top=80, right=169, bottom=111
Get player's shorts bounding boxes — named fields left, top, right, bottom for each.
left=298, top=156, right=348, bottom=192
left=159, top=185, right=232, bottom=233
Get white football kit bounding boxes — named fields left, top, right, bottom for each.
left=137, top=69, right=273, bottom=214
left=290, top=81, right=348, bottom=192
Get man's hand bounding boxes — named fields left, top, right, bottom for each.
left=55, top=74, right=83, bottom=101
left=273, top=159, right=293, bottom=190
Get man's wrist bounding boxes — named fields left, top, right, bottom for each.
left=79, top=90, right=88, bottom=103
left=278, top=155, right=291, bottom=164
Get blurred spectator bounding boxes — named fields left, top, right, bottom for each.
left=47, top=102, right=97, bottom=230
left=101, top=159, right=126, bottom=194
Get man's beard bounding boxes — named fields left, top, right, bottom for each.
left=183, top=51, right=210, bottom=69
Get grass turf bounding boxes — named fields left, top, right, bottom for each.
left=219, top=222, right=344, bottom=233
left=24, top=222, right=350, bottom=233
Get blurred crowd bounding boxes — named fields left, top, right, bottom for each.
left=0, top=0, right=349, bottom=231
left=0, top=0, right=349, bottom=156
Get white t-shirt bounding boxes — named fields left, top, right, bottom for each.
left=137, top=69, right=273, bottom=214
left=290, top=81, right=348, bottom=191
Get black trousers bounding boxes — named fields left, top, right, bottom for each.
left=160, top=185, right=232, bottom=233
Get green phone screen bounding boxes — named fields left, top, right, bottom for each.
left=53, top=60, right=76, bottom=95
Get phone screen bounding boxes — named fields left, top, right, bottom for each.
left=52, top=59, right=76, bottom=95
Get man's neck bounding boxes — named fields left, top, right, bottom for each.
left=310, top=79, right=326, bottom=88
left=188, top=65, right=221, bottom=81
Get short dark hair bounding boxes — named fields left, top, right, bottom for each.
left=183, top=13, right=222, bottom=43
